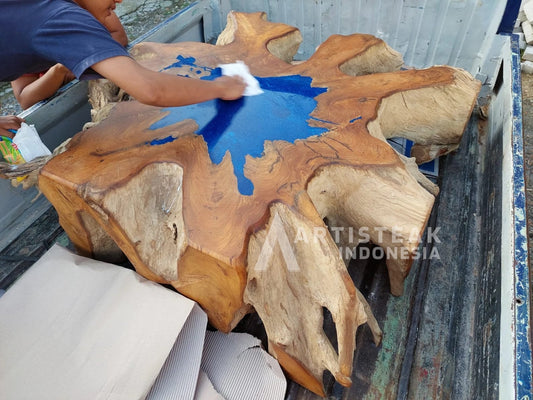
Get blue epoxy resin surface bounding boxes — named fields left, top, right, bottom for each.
left=150, top=57, right=331, bottom=195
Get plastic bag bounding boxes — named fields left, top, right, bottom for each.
left=12, top=123, right=51, bottom=162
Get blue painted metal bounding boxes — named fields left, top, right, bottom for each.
left=508, top=32, right=533, bottom=399
left=498, top=0, right=521, bottom=34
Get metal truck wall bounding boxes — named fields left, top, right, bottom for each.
left=0, top=82, right=91, bottom=252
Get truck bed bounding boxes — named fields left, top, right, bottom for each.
left=0, top=1, right=529, bottom=398
left=0, top=110, right=499, bottom=399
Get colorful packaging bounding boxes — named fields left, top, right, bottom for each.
left=0, top=136, right=25, bottom=164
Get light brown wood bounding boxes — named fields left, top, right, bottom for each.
left=245, top=199, right=383, bottom=394
left=38, top=11, right=480, bottom=396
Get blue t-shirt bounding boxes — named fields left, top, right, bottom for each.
left=0, top=0, right=129, bottom=81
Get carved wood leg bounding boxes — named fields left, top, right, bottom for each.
left=245, top=198, right=380, bottom=396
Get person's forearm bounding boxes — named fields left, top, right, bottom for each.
left=104, top=12, right=128, bottom=47
left=132, top=71, right=239, bottom=106
left=92, top=56, right=245, bottom=107
left=111, top=28, right=128, bottom=47
left=15, top=65, right=71, bottom=109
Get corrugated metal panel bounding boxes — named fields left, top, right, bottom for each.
left=221, top=0, right=507, bottom=79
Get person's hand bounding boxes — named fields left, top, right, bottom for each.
left=0, top=115, right=25, bottom=139
left=214, top=76, right=247, bottom=101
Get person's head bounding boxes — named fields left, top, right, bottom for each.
left=73, top=0, right=123, bottom=24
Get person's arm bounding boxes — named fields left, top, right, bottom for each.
left=102, top=11, right=128, bottom=47
left=11, top=64, right=75, bottom=109
left=0, top=115, right=25, bottom=139
left=91, top=56, right=246, bottom=107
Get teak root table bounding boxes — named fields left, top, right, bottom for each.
left=39, top=12, right=480, bottom=396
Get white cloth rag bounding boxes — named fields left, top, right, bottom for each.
left=219, top=61, right=263, bottom=96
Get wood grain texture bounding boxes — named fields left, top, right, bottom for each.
left=39, top=11, right=480, bottom=396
